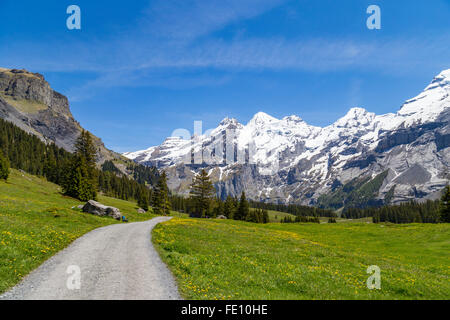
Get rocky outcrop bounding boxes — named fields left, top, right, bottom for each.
left=0, top=67, right=121, bottom=163
left=0, top=68, right=71, bottom=115
left=82, top=200, right=121, bottom=220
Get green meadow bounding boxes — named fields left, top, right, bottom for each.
left=0, top=169, right=154, bottom=294
left=153, top=217, right=450, bottom=300
left=1, top=168, right=449, bottom=300
left=267, top=210, right=295, bottom=222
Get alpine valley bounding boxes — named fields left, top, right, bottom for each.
left=0, top=67, right=448, bottom=210
left=124, top=70, right=450, bottom=209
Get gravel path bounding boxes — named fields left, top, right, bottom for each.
left=1, top=216, right=181, bottom=300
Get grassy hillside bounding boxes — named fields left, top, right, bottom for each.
left=267, top=210, right=296, bottom=222
left=153, top=218, right=449, bottom=300
left=0, top=93, right=48, bottom=114
left=0, top=169, right=155, bottom=294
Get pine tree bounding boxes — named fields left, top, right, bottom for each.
left=262, top=209, right=269, bottom=223
left=75, top=131, right=98, bottom=187
left=224, top=196, right=236, bottom=219
left=0, top=151, right=9, bottom=181
left=63, top=156, right=96, bottom=201
left=189, top=169, right=216, bottom=218
left=137, top=185, right=149, bottom=211
left=213, top=198, right=224, bottom=218
left=62, top=130, right=98, bottom=201
left=152, top=171, right=171, bottom=215
left=440, top=185, right=450, bottom=223
left=235, top=192, right=250, bottom=221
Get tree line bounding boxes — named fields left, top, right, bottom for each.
left=0, top=117, right=72, bottom=184
left=343, top=195, right=449, bottom=224
left=249, top=200, right=336, bottom=218
left=0, top=118, right=159, bottom=208
left=170, top=169, right=269, bottom=223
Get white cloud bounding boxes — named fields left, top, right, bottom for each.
left=138, top=0, right=286, bottom=41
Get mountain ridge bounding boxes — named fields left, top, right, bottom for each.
left=124, top=69, right=450, bottom=207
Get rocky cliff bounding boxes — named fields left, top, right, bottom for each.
left=0, top=68, right=119, bottom=163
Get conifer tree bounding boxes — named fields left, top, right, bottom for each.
left=137, top=185, right=149, bottom=211
left=262, top=209, right=269, bottom=223
left=152, top=171, right=171, bottom=215
left=213, top=198, right=224, bottom=218
left=74, top=130, right=98, bottom=184
left=235, top=192, right=250, bottom=221
left=189, top=169, right=216, bottom=218
left=224, top=195, right=236, bottom=219
left=440, top=185, right=450, bottom=223
left=63, top=156, right=96, bottom=201
left=62, top=130, right=98, bottom=201
left=0, top=151, right=9, bottom=181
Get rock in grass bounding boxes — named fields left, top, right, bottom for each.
left=137, top=208, right=146, bottom=214
left=82, top=200, right=121, bottom=220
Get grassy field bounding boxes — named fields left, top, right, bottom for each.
left=153, top=217, right=450, bottom=300
left=267, top=210, right=295, bottom=222
left=265, top=210, right=372, bottom=224
left=318, top=217, right=373, bottom=224
left=0, top=169, right=155, bottom=294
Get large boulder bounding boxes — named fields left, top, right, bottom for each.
left=82, top=200, right=121, bottom=220
left=137, top=208, right=146, bottom=214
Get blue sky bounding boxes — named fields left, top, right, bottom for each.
left=0, top=0, right=449, bottom=152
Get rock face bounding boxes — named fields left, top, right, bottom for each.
left=0, top=68, right=69, bottom=114
left=0, top=68, right=120, bottom=163
left=82, top=200, right=122, bottom=220
left=125, top=70, right=450, bottom=208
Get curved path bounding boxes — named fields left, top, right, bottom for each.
left=1, top=216, right=181, bottom=300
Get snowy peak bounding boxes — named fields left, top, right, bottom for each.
left=219, top=117, right=238, bottom=126
left=423, top=69, right=450, bottom=92
left=218, top=117, right=243, bottom=130
left=334, top=107, right=375, bottom=128
left=282, top=115, right=304, bottom=123
left=123, top=146, right=156, bottom=161
left=430, top=69, right=450, bottom=84
left=248, top=112, right=278, bottom=126
left=398, top=69, right=450, bottom=120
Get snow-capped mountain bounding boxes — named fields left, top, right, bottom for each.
left=124, top=70, right=450, bottom=207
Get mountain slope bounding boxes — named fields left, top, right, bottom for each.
left=125, top=70, right=450, bottom=207
left=0, top=68, right=119, bottom=163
